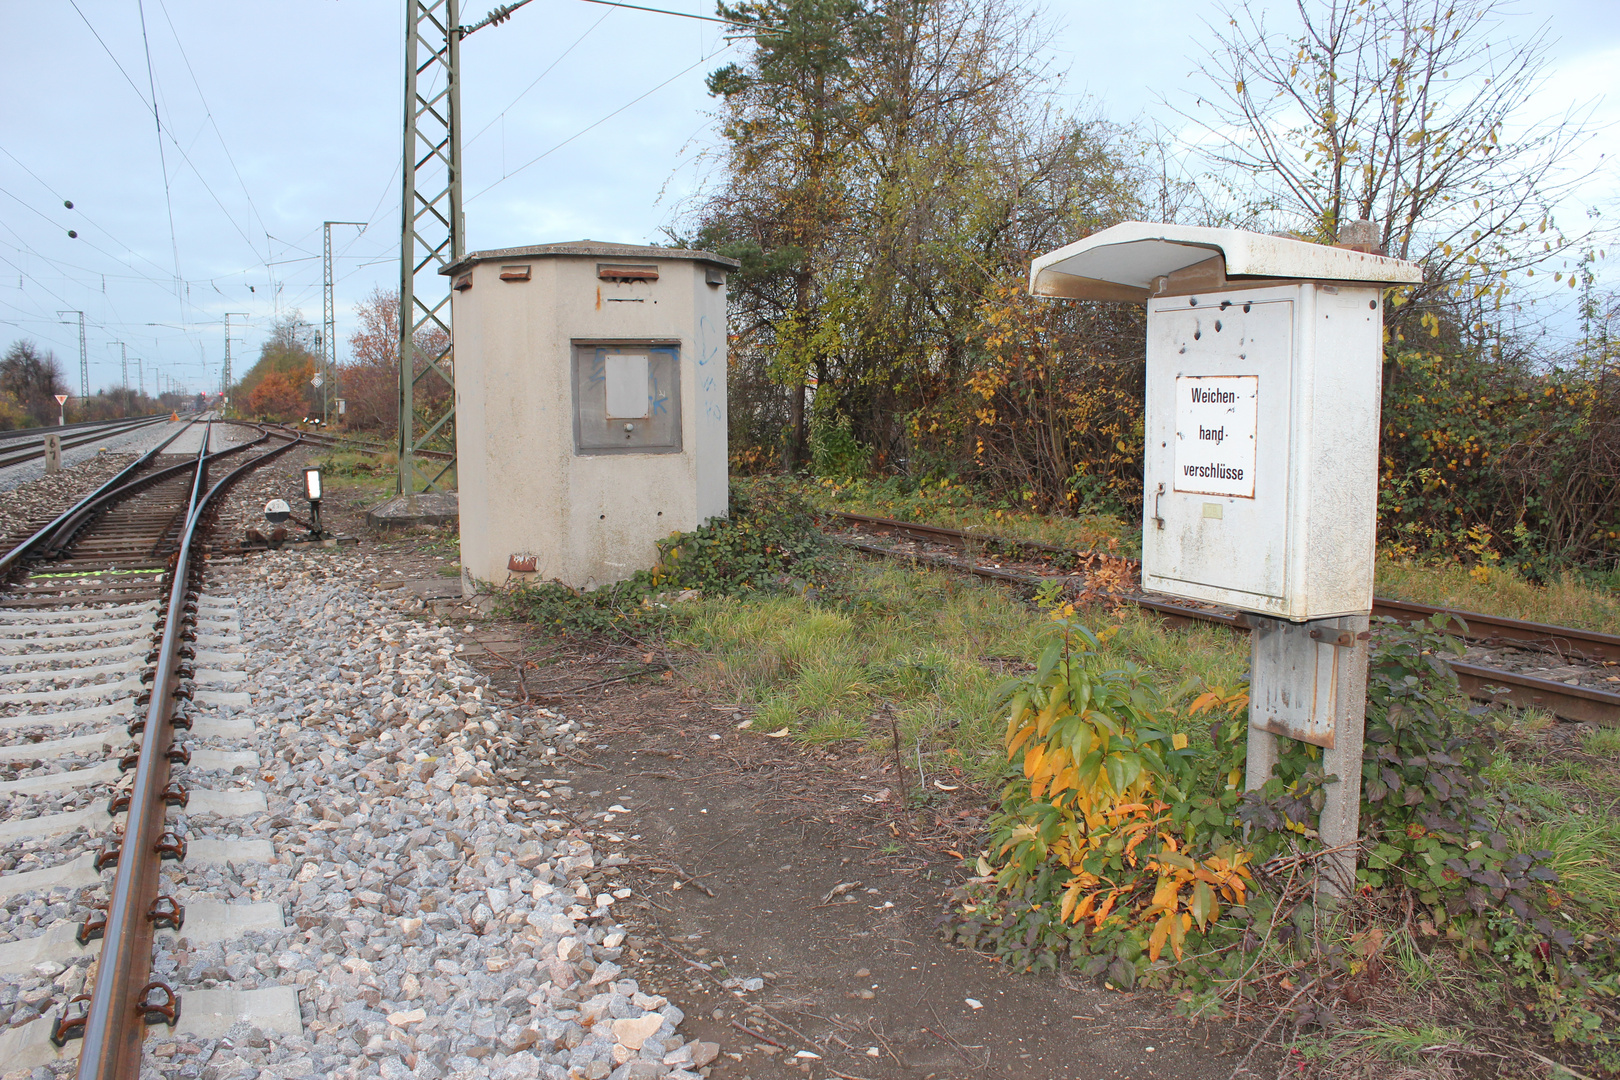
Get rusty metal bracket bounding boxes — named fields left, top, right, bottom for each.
left=147, top=895, right=185, bottom=931
left=1309, top=628, right=1372, bottom=648
left=118, top=749, right=140, bottom=772
left=137, top=982, right=181, bottom=1027
left=107, top=789, right=131, bottom=815
left=154, top=830, right=187, bottom=862
left=167, top=743, right=191, bottom=766
left=50, top=994, right=93, bottom=1047
left=171, top=709, right=193, bottom=730
left=161, top=780, right=189, bottom=808
left=76, top=907, right=108, bottom=946
left=94, top=837, right=121, bottom=872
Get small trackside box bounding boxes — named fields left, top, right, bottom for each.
left=442, top=240, right=738, bottom=593
left=1030, top=222, right=1421, bottom=621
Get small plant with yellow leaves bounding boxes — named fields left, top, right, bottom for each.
left=964, top=614, right=1255, bottom=983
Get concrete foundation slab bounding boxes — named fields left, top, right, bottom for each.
left=179, top=985, right=303, bottom=1038
left=366, top=491, right=459, bottom=528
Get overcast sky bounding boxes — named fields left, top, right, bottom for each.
left=2, top=0, right=1615, bottom=397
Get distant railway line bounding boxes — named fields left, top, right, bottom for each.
left=0, top=413, right=182, bottom=474
left=831, top=510, right=1620, bottom=727
left=186, top=430, right=1620, bottom=724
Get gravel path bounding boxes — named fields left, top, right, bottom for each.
left=100, top=546, right=712, bottom=1080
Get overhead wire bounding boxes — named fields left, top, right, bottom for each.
left=467, top=40, right=734, bottom=202
left=135, top=0, right=184, bottom=310
left=0, top=145, right=180, bottom=282
left=67, top=0, right=275, bottom=290
left=464, top=8, right=616, bottom=149
left=154, top=0, right=273, bottom=259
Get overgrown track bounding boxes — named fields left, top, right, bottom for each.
left=0, top=420, right=301, bottom=1076
left=0, top=414, right=182, bottom=474
left=262, top=422, right=454, bottom=460
left=830, top=510, right=1620, bottom=726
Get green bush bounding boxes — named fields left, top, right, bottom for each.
left=495, top=478, right=832, bottom=638
left=954, top=613, right=1619, bottom=1060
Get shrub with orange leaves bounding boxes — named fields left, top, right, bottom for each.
left=955, top=613, right=1256, bottom=984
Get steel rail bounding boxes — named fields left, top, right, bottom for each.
left=72, top=426, right=305, bottom=1080
left=0, top=414, right=182, bottom=471
left=0, top=411, right=175, bottom=444
left=34, top=428, right=279, bottom=561
left=830, top=511, right=1620, bottom=661
left=0, top=419, right=202, bottom=579
left=265, top=423, right=454, bottom=459
left=835, top=530, right=1620, bottom=726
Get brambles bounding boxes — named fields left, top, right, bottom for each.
left=955, top=611, right=1619, bottom=1068
left=496, top=479, right=832, bottom=639
left=956, top=610, right=1257, bottom=982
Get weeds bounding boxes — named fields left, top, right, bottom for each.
left=953, top=613, right=1620, bottom=1076
left=1375, top=555, right=1620, bottom=635
left=497, top=478, right=832, bottom=640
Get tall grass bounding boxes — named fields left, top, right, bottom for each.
left=675, top=561, right=1249, bottom=778
left=1374, top=557, right=1620, bottom=635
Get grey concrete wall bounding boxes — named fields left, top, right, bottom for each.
left=453, top=255, right=728, bottom=593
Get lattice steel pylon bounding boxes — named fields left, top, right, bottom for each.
left=397, top=0, right=463, bottom=495
left=56, top=311, right=88, bottom=398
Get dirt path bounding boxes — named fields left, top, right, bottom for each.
left=310, top=476, right=1275, bottom=1080
left=476, top=675, right=1267, bottom=1080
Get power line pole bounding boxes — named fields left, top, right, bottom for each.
left=57, top=311, right=88, bottom=398
left=137, top=357, right=144, bottom=399
left=397, top=0, right=464, bottom=496
left=393, top=0, right=679, bottom=495
left=223, top=313, right=248, bottom=409
left=324, top=221, right=366, bottom=426
left=115, top=342, right=129, bottom=417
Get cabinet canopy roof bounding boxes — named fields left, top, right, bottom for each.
left=1029, top=222, right=1423, bottom=301
left=442, top=240, right=740, bottom=277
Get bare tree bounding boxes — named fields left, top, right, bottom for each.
left=0, top=340, right=67, bottom=427
left=1185, top=0, right=1603, bottom=340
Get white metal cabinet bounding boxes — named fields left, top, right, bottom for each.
left=1140, top=282, right=1382, bottom=621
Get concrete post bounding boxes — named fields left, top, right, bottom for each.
left=1246, top=613, right=1371, bottom=897
left=44, top=434, right=61, bottom=474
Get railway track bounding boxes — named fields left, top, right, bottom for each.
left=830, top=510, right=1620, bottom=726
left=261, top=422, right=454, bottom=460
left=0, top=419, right=303, bottom=1076
left=0, top=414, right=182, bottom=474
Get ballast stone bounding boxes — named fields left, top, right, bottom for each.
left=122, top=546, right=703, bottom=1080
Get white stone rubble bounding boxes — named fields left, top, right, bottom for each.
left=106, top=547, right=708, bottom=1080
